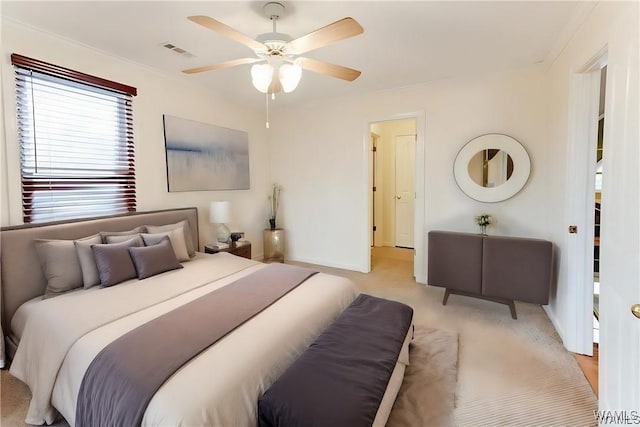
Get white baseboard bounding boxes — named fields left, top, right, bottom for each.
left=543, top=305, right=569, bottom=350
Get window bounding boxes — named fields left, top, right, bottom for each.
left=12, top=54, right=137, bottom=223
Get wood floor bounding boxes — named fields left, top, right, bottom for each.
left=574, top=344, right=599, bottom=396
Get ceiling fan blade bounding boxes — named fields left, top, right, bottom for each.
left=182, top=58, right=263, bottom=74
left=297, top=57, right=361, bottom=81
left=286, top=17, right=364, bottom=55
left=188, top=15, right=266, bottom=52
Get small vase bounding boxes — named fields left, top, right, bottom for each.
left=269, top=218, right=276, bottom=230
left=479, top=224, right=487, bottom=235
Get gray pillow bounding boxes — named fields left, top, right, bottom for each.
left=35, top=239, right=83, bottom=298
left=100, top=226, right=146, bottom=243
left=73, top=234, right=103, bottom=289
left=147, top=220, right=195, bottom=257
left=91, top=237, right=142, bottom=287
left=128, top=237, right=183, bottom=279
left=141, top=230, right=190, bottom=262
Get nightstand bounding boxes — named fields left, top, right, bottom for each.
left=204, top=241, right=252, bottom=259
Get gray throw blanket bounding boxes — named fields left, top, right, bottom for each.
left=258, top=293, right=413, bottom=427
left=76, top=263, right=317, bottom=427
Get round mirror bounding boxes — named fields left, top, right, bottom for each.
left=467, top=149, right=514, bottom=187
left=454, top=134, right=530, bottom=202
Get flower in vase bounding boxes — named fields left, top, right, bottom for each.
left=268, top=184, right=282, bottom=228
left=475, top=213, right=493, bottom=234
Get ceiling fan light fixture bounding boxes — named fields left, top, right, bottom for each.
left=251, top=63, right=274, bottom=93
left=279, top=62, right=302, bottom=93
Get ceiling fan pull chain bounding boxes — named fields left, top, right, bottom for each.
left=265, top=91, right=270, bottom=129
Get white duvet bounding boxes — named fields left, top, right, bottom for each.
left=10, top=253, right=356, bottom=426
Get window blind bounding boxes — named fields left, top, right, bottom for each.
left=12, top=54, right=137, bottom=223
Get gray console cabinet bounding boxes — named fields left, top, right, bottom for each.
left=428, top=231, right=553, bottom=319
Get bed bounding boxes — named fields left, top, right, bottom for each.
left=1, top=208, right=359, bottom=426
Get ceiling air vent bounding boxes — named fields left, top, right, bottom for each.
left=161, top=42, right=195, bottom=58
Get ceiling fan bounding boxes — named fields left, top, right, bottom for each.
left=182, top=2, right=364, bottom=95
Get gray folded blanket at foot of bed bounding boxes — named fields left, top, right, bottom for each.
left=258, top=293, right=414, bottom=427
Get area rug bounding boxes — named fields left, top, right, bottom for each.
left=388, top=326, right=459, bottom=427
left=1, top=326, right=458, bottom=427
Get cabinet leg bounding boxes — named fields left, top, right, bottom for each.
left=442, top=288, right=451, bottom=306
left=508, top=300, right=517, bottom=320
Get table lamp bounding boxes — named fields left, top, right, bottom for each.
left=209, top=201, right=232, bottom=243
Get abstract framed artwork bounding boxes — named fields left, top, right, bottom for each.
left=163, top=115, right=250, bottom=191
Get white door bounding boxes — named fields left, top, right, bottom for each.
left=486, top=150, right=510, bottom=187
left=599, top=9, right=639, bottom=414
left=394, top=135, right=415, bottom=248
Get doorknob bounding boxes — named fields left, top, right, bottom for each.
left=632, top=304, right=640, bottom=319
left=396, top=195, right=401, bottom=199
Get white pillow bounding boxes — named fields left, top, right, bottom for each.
left=100, top=226, right=146, bottom=243
left=105, top=234, right=141, bottom=244
left=74, top=234, right=103, bottom=288
left=141, top=229, right=190, bottom=262
left=146, top=220, right=195, bottom=257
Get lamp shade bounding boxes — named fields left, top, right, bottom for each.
left=279, top=63, right=302, bottom=93
left=251, top=64, right=274, bottom=93
left=209, top=201, right=231, bottom=224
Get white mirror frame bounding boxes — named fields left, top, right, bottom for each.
left=454, top=134, right=531, bottom=203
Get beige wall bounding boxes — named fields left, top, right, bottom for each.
left=0, top=20, right=270, bottom=258
left=268, top=65, right=548, bottom=274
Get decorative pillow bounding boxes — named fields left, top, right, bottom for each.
left=73, top=234, right=104, bottom=289
left=105, top=234, right=142, bottom=244
left=35, top=239, right=83, bottom=298
left=141, top=230, right=190, bottom=262
left=91, top=237, right=141, bottom=287
left=147, top=220, right=195, bottom=257
left=100, top=226, right=146, bottom=243
left=128, top=237, right=183, bottom=279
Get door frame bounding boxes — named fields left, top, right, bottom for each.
left=370, top=132, right=379, bottom=247
left=364, top=112, right=426, bottom=282
left=565, top=48, right=607, bottom=356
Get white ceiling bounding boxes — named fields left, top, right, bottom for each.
left=2, top=1, right=590, bottom=110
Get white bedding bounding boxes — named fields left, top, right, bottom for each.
left=10, top=253, right=357, bottom=426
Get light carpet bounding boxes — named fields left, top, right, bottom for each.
left=297, top=248, right=599, bottom=427
left=0, top=326, right=458, bottom=427
left=388, top=327, right=458, bottom=427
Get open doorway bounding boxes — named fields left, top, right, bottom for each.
left=570, top=55, right=607, bottom=397
left=592, top=65, right=606, bottom=348
left=369, top=119, right=416, bottom=275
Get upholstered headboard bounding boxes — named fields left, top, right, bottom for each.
left=0, top=208, right=199, bottom=343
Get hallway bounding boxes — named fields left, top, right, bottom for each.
left=371, top=246, right=414, bottom=283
